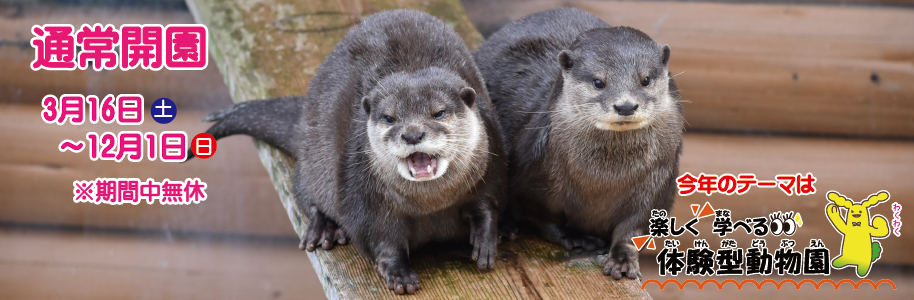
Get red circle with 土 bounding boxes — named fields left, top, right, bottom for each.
left=191, top=133, right=217, bottom=159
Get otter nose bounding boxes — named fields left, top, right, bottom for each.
left=401, top=132, right=425, bottom=145
left=613, top=103, right=639, bottom=116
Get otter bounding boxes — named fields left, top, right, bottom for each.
left=195, top=10, right=506, bottom=294
left=473, top=8, right=683, bottom=280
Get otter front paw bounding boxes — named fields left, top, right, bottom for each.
left=299, top=209, right=347, bottom=251
left=538, top=223, right=606, bottom=251
left=497, top=218, right=518, bottom=242
left=559, top=233, right=606, bottom=252
left=471, top=233, right=498, bottom=272
left=602, top=244, right=641, bottom=280
left=380, top=265, right=421, bottom=295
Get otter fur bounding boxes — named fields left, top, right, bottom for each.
left=473, top=8, right=683, bottom=280
left=197, top=10, right=506, bottom=294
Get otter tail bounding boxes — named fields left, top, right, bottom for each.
left=187, top=96, right=304, bottom=160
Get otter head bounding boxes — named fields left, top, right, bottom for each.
left=556, top=26, right=675, bottom=132
left=363, top=68, right=487, bottom=184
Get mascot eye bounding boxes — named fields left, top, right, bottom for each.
left=382, top=115, right=395, bottom=125
left=784, top=218, right=797, bottom=236
left=433, top=110, right=446, bottom=120
left=641, top=76, right=652, bottom=87
left=593, top=79, right=605, bottom=90
left=770, top=218, right=783, bottom=236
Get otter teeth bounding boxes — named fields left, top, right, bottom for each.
left=406, top=152, right=438, bottom=179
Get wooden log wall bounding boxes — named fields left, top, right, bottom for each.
left=2, top=0, right=913, bottom=298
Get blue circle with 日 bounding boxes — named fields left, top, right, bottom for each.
left=151, top=98, right=177, bottom=124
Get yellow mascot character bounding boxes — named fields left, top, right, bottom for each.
left=826, top=191, right=891, bottom=277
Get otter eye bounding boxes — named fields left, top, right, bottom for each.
left=641, top=76, right=652, bottom=87
left=593, top=79, right=605, bottom=90
left=381, top=115, right=395, bottom=125
left=433, top=110, right=446, bottom=120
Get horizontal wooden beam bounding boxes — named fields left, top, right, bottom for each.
left=0, top=104, right=298, bottom=237
left=0, top=228, right=323, bottom=299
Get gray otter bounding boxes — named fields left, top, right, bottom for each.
left=473, top=8, right=683, bottom=280
left=195, top=10, right=506, bottom=294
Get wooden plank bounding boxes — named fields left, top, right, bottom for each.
left=0, top=104, right=297, bottom=238
left=0, top=228, right=326, bottom=299
left=462, top=0, right=914, bottom=138
left=184, top=0, right=650, bottom=298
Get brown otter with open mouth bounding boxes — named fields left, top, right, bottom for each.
left=194, top=9, right=506, bottom=294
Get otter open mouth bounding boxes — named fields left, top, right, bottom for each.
left=406, top=152, right=438, bottom=179
left=596, top=119, right=646, bottom=131
left=852, top=214, right=861, bottom=218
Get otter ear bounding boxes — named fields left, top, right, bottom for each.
left=862, top=191, right=890, bottom=208
left=361, top=96, right=371, bottom=115
left=558, top=50, right=574, bottom=70
left=459, top=87, right=476, bottom=108
left=661, top=44, right=671, bottom=66
left=827, top=191, right=853, bottom=208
